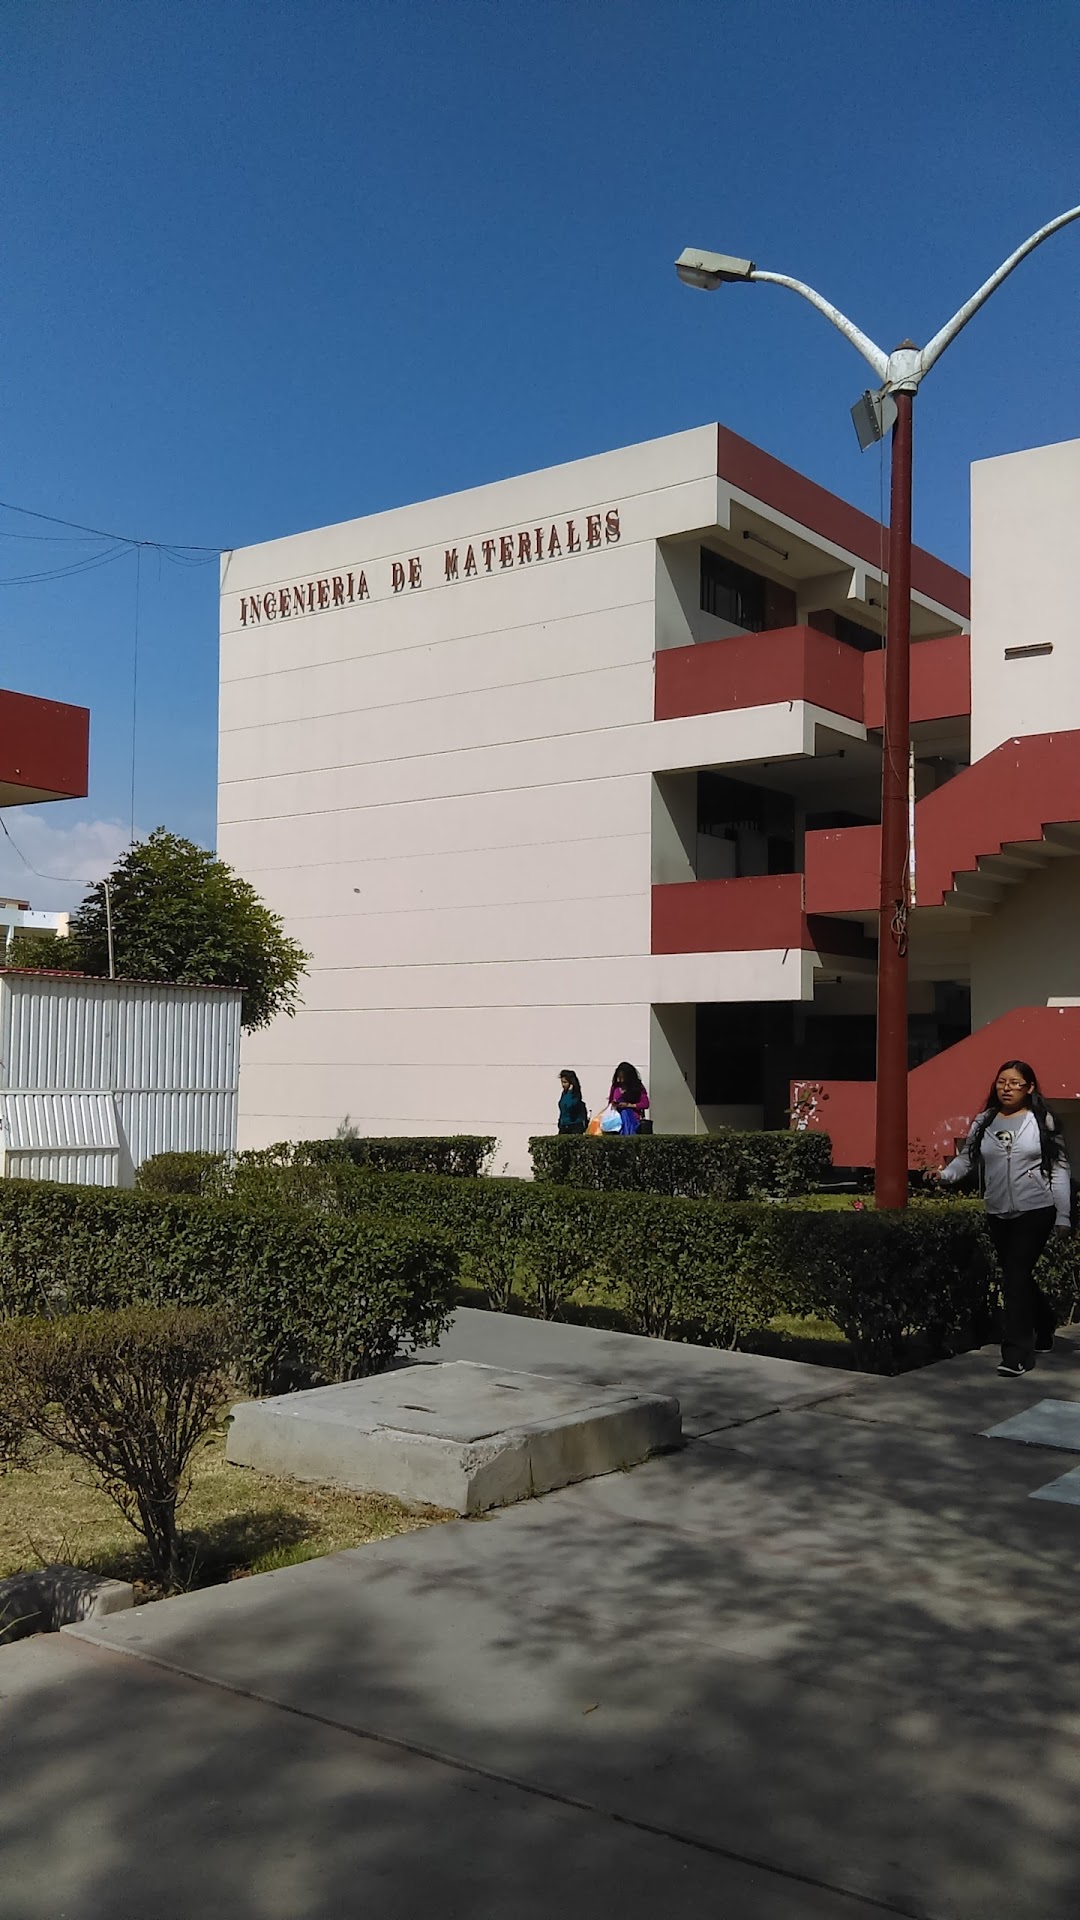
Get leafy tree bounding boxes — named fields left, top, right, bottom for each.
left=68, top=829, right=308, bottom=1031
left=6, top=929, right=71, bottom=971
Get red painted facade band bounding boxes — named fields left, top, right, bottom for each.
left=653, top=873, right=805, bottom=953
left=651, top=873, right=874, bottom=959
left=654, top=627, right=865, bottom=725
left=804, top=823, right=880, bottom=917
left=654, top=627, right=970, bottom=730
left=862, top=631, right=970, bottom=730
left=0, top=688, right=90, bottom=800
left=716, top=423, right=971, bottom=619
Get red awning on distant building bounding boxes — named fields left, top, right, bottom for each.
left=0, top=687, right=90, bottom=805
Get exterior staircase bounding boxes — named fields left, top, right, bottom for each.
left=793, top=1005, right=1080, bottom=1170
left=805, top=730, right=1080, bottom=918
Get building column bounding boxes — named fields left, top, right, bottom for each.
left=649, top=1004, right=702, bottom=1134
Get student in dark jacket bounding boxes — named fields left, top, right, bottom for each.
left=557, top=1069, right=588, bottom=1135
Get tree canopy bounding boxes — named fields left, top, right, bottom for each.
left=66, top=829, right=308, bottom=1031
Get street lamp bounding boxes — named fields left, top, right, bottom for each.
left=676, top=207, right=1080, bottom=1209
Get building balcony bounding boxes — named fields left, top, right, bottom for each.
left=654, top=626, right=970, bottom=730
left=652, top=872, right=874, bottom=959
left=0, top=689, right=90, bottom=806
left=862, top=632, right=970, bottom=731
left=655, top=627, right=863, bottom=725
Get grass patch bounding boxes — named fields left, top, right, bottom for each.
left=742, top=1312, right=854, bottom=1369
left=455, top=1272, right=855, bottom=1366
left=0, top=1419, right=450, bottom=1597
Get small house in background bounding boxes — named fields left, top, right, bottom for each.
left=0, top=970, right=242, bottom=1187
left=0, top=898, right=71, bottom=955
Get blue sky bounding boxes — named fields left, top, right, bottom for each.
left=1, top=0, right=1078, bottom=908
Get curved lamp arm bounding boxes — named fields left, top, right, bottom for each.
left=748, top=270, right=890, bottom=383
left=919, top=203, right=1080, bottom=377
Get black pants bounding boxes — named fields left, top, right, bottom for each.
left=986, top=1208, right=1057, bottom=1368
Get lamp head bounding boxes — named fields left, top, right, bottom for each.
left=675, top=247, right=755, bottom=290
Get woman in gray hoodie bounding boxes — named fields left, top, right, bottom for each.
left=937, top=1060, right=1071, bottom=1377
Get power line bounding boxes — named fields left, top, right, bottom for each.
left=0, top=814, right=98, bottom=889
left=0, top=544, right=131, bottom=587
left=0, top=527, right=106, bottom=544
left=0, top=495, right=222, bottom=555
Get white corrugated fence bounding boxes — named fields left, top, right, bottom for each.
left=0, top=973, right=242, bottom=1187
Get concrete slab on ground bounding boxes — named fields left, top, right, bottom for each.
left=983, top=1397, right=1080, bottom=1451
left=0, top=1562, right=133, bottom=1643
left=226, top=1360, right=681, bottom=1513
left=422, top=1306, right=874, bottom=1435
left=1029, top=1463, right=1080, bottom=1506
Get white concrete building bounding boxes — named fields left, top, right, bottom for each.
left=220, top=425, right=1080, bottom=1173
left=0, top=899, right=70, bottom=953
left=219, top=423, right=981, bottom=1172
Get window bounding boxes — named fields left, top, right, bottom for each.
left=833, top=613, right=882, bottom=653
left=697, top=772, right=795, bottom=877
left=699, top=548, right=766, bottom=631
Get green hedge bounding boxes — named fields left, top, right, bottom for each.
left=228, top=1159, right=755, bottom=1335
left=119, top=1144, right=1080, bottom=1373
left=528, top=1130, right=832, bottom=1200
left=294, top=1136, right=497, bottom=1178
left=136, top=1137, right=497, bottom=1192
left=0, top=1181, right=457, bottom=1394
left=135, top=1151, right=227, bottom=1196
left=228, top=1159, right=534, bottom=1312
left=211, top=1155, right=1064, bottom=1370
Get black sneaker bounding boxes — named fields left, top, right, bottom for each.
left=1036, top=1335, right=1056, bottom=1354
left=997, top=1360, right=1032, bottom=1377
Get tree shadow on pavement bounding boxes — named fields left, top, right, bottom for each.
left=6, top=1346, right=1080, bottom=1919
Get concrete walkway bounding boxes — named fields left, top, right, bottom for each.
left=6, top=1311, right=1080, bottom=1918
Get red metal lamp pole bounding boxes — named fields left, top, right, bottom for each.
left=874, top=386, right=915, bottom=1210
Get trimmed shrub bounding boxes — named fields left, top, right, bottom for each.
left=225, top=1158, right=526, bottom=1306
left=528, top=1130, right=831, bottom=1200
left=136, top=1151, right=227, bottom=1197
left=120, top=1148, right=1080, bottom=1373
left=135, top=1138, right=498, bottom=1196
left=734, top=1205, right=993, bottom=1369
left=215, top=1155, right=1007, bottom=1366
left=0, top=1182, right=457, bottom=1394
left=0, top=1305, right=234, bottom=1589
left=295, top=1136, right=497, bottom=1178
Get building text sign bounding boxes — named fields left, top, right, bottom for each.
left=237, top=506, right=622, bottom=626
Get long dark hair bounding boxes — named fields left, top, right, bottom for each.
left=612, top=1061, right=643, bottom=1102
left=560, top=1069, right=583, bottom=1101
left=968, top=1059, right=1063, bottom=1181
